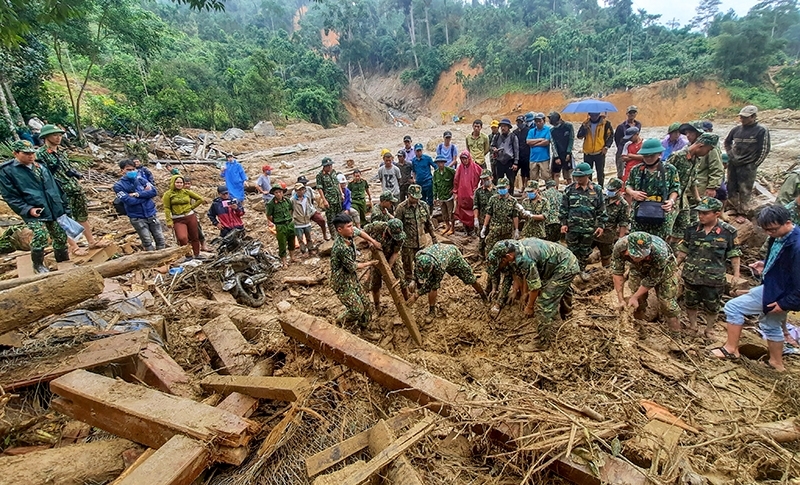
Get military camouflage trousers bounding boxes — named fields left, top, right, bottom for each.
left=371, top=256, right=407, bottom=292
left=324, top=202, right=343, bottom=227
left=334, top=277, right=371, bottom=327
left=485, top=226, right=513, bottom=258
left=66, top=189, right=89, bottom=223
left=401, top=246, right=418, bottom=281
left=535, top=264, right=579, bottom=344
left=565, top=231, right=594, bottom=271
left=628, top=271, right=680, bottom=318
left=28, top=220, right=68, bottom=250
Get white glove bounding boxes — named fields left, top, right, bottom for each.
left=513, top=229, right=520, bottom=239
left=522, top=210, right=533, bottom=218
left=474, top=217, right=480, bottom=227
left=480, top=226, right=488, bottom=238
left=516, top=203, right=525, bottom=212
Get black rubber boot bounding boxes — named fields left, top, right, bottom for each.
left=54, top=248, right=70, bottom=263
left=31, top=249, right=49, bottom=274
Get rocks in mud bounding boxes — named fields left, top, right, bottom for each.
left=253, top=121, right=277, bottom=137
left=413, top=116, right=437, bottom=129
left=221, top=128, right=246, bottom=140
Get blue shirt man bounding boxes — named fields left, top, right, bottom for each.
left=527, top=123, right=551, bottom=163
left=411, top=143, right=437, bottom=208
left=220, top=154, right=248, bottom=203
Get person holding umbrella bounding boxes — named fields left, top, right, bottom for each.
left=566, top=99, right=617, bottom=187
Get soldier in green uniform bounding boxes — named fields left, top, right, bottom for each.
left=266, top=185, right=297, bottom=266
left=676, top=197, right=742, bottom=338
left=593, top=177, right=630, bottom=268
left=433, top=155, right=456, bottom=235
left=348, top=169, right=371, bottom=227
left=542, top=179, right=562, bottom=242
left=695, top=127, right=725, bottom=199
left=408, top=243, right=486, bottom=321
left=560, top=162, right=607, bottom=280
left=36, top=124, right=106, bottom=255
left=362, top=219, right=409, bottom=310
left=487, top=239, right=578, bottom=346
left=612, top=232, right=681, bottom=332
left=625, top=138, right=681, bottom=241
left=0, top=140, right=71, bottom=273
left=316, top=157, right=343, bottom=229
left=473, top=169, right=496, bottom=258
left=520, top=180, right=548, bottom=239
left=667, top=133, right=719, bottom=245
left=329, top=213, right=382, bottom=328
left=777, top=163, right=800, bottom=205
left=481, top=177, right=520, bottom=255
left=370, top=191, right=397, bottom=223
left=394, top=184, right=437, bottom=281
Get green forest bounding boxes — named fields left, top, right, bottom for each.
left=1, top=0, right=799, bottom=142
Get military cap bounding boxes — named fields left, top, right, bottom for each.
left=387, top=218, right=406, bottom=241
left=379, top=190, right=398, bottom=203
left=627, top=232, right=652, bottom=259
left=695, top=196, right=723, bottom=212
left=11, top=140, right=36, bottom=153
left=697, top=133, right=720, bottom=146
left=408, top=184, right=422, bottom=199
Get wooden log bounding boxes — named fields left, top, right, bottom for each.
left=305, top=411, right=419, bottom=477
left=371, top=249, right=422, bottom=346
left=283, top=275, right=327, bottom=286
left=0, top=266, right=104, bottom=334
left=743, top=417, right=800, bottom=443
left=202, top=315, right=255, bottom=375
left=50, top=370, right=256, bottom=460
left=120, top=342, right=194, bottom=398
left=368, top=419, right=425, bottom=485
left=200, top=375, right=310, bottom=402
left=114, top=435, right=210, bottom=485
left=0, top=438, right=141, bottom=485
left=0, top=246, right=190, bottom=292
left=0, top=329, right=149, bottom=391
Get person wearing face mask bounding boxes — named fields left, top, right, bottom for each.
left=114, top=159, right=165, bottom=252
left=593, top=177, right=629, bottom=268
left=576, top=112, right=613, bottom=186
left=559, top=162, right=607, bottom=281
left=625, top=139, right=681, bottom=241
left=473, top=169, right=497, bottom=259
left=520, top=181, right=549, bottom=239
left=541, top=179, right=562, bottom=242
left=481, top=177, right=521, bottom=256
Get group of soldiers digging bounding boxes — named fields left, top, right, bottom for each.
left=319, top=119, right=754, bottom=349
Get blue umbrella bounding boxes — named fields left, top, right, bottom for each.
left=562, top=99, right=618, bottom=114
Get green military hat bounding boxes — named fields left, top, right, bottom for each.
left=572, top=162, right=593, bottom=177
left=545, top=179, right=557, bottom=188
left=480, top=169, right=492, bottom=179
left=11, top=140, right=37, bottom=153
left=496, top=177, right=510, bottom=188
left=678, top=120, right=705, bottom=135
left=386, top=218, right=406, bottom=241
left=379, top=190, right=398, bottom=203
left=627, top=232, right=652, bottom=258
left=321, top=157, right=333, bottom=167
left=667, top=122, right=681, bottom=134
left=721, top=153, right=729, bottom=164
left=39, top=124, right=65, bottom=138
left=638, top=138, right=664, bottom=155
left=407, top=184, right=422, bottom=199
left=605, top=177, right=624, bottom=191
left=697, top=133, right=720, bottom=146
left=524, top=180, right=538, bottom=192
left=414, top=252, right=438, bottom=283
left=695, top=196, right=723, bottom=212
left=486, top=240, right=517, bottom=277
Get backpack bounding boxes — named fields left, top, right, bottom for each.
left=113, top=197, right=127, bottom=216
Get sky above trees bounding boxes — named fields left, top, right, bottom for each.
left=633, top=0, right=755, bottom=25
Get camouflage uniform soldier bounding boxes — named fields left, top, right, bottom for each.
left=394, top=184, right=437, bottom=281
left=667, top=133, right=720, bottom=244
left=560, top=162, right=607, bottom=280
left=481, top=177, right=520, bottom=254
left=520, top=180, right=549, bottom=239
left=612, top=232, right=681, bottom=332
left=329, top=213, right=382, bottom=328
left=316, top=157, right=343, bottom=229
left=593, top=177, right=630, bottom=268
left=408, top=243, right=486, bottom=320
left=473, top=169, right=496, bottom=258
left=0, top=140, right=70, bottom=273
left=676, top=197, right=741, bottom=337
left=487, top=239, right=579, bottom=346
left=542, top=179, right=562, bottom=242
left=363, top=219, right=408, bottom=310
left=370, top=191, right=397, bottom=223
left=625, top=138, right=681, bottom=241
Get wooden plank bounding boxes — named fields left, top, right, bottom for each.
left=111, top=448, right=156, bottom=484
left=305, top=410, right=419, bottom=477
left=368, top=419, right=424, bottom=485
left=114, top=435, right=210, bottom=485
left=200, top=375, right=310, bottom=402
left=15, top=255, right=34, bottom=278
left=127, top=343, right=194, bottom=398
left=372, top=249, right=422, bottom=346
left=216, top=360, right=273, bottom=418
left=339, top=416, right=435, bottom=485
left=50, top=370, right=256, bottom=451
left=283, top=275, right=326, bottom=286
left=202, top=315, right=255, bottom=375
left=1, top=329, right=149, bottom=391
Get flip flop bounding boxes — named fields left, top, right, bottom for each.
left=89, top=240, right=110, bottom=249
left=71, top=247, right=89, bottom=256
left=710, top=346, right=740, bottom=360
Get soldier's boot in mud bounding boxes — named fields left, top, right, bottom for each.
left=54, top=248, right=70, bottom=263
left=31, top=249, right=49, bottom=274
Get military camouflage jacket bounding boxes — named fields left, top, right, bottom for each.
left=514, top=238, right=580, bottom=291
left=521, top=196, right=549, bottom=239
left=626, top=162, right=681, bottom=210
left=676, top=220, right=741, bottom=287
left=596, top=196, right=630, bottom=243
left=316, top=170, right=342, bottom=205
left=559, top=182, right=608, bottom=234
left=363, top=221, right=403, bottom=258
left=611, top=235, right=676, bottom=288
left=666, top=147, right=699, bottom=209
left=486, top=194, right=520, bottom=229
left=395, top=199, right=436, bottom=248
left=473, top=187, right=496, bottom=221
left=542, top=187, right=562, bottom=225
left=36, top=146, right=81, bottom=195
left=330, top=228, right=360, bottom=292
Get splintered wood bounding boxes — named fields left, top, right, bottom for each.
left=202, top=315, right=255, bottom=375
left=200, top=375, right=310, bottom=402
left=50, top=370, right=257, bottom=464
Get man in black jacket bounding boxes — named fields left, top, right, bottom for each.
left=549, top=111, right=575, bottom=186
left=724, top=105, right=771, bottom=221
left=514, top=113, right=532, bottom=190
left=490, top=118, right=519, bottom=195
left=614, top=105, right=642, bottom=176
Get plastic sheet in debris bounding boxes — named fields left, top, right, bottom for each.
left=48, top=298, right=165, bottom=347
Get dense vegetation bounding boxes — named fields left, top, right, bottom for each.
left=1, top=0, right=799, bottom=141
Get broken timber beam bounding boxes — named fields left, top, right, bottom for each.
left=202, top=315, right=255, bottom=375
left=0, top=266, right=104, bottom=334
left=368, top=419, right=425, bottom=485
left=114, top=435, right=209, bottom=485
left=50, top=370, right=256, bottom=464
left=200, top=375, right=310, bottom=402
left=283, top=275, right=326, bottom=286
left=372, top=249, right=422, bottom=346
left=0, top=245, right=190, bottom=292
left=120, top=342, right=194, bottom=398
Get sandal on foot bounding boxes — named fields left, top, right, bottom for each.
left=710, top=346, right=739, bottom=360
left=71, top=247, right=89, bottom=256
